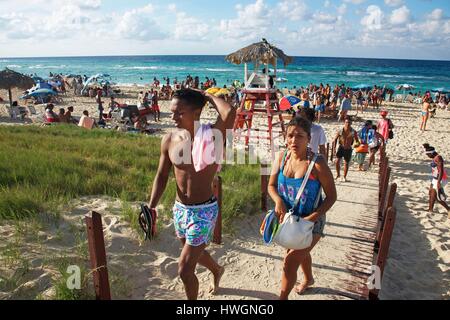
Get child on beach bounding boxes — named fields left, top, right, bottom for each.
left=424, top=144, right=450, bottom=218
left=268, top=117, right=337, bottom=299
left=148, top=89, right=236, bottom=300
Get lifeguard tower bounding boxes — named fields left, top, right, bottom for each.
left=226, top=39, right=293, bottom=149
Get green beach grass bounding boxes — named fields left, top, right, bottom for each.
left=0, top=125, right=263, bottom=299
left=0, top=125, right=262, bottom=232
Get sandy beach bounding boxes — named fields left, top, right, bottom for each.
left=0, top=86, right=449, bottom=300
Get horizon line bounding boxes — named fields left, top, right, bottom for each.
left=1, top=54, right=449, bottom=63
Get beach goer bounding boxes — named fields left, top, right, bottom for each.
left=78, top=110, right=95, bottom=130
left=420, top=97, right=431, bottom=131
left=377, top=111, right=394, bottom=143
left=354, top=120, right=373, bottom=172
left=64, top=106, right=77, bottom=124
left=45, top=104, right=59, bottom=123
left=152, top=90, right=161, bottom=122
left=334, top=116, right=359, bottom=182
left=338, top=94, right=352, bottom=122
left=423, top=144, right=449, bottom=218
left=268, top=117, right=337, bottom=299
left=314, top=92, right=326, bottom=124
left=148, top=89, right=236, bottom=300
left=368, top=125, right=385, bottom=170
left=355, top=90, right=364, bottom=116
left=299, top=108, right=327, bottom=157
left=58, top=108, right=66, bottom=123
left=96, top=90, right=104, bottom=121
left=301, top=90, right=310, bottom=108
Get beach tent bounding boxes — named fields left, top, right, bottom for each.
left=0, top=68, right=35, bottom=107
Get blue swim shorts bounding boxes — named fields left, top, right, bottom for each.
left=173, top=200, right=219, bottom=247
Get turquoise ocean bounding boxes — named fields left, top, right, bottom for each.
left=1, top=55, right=449, bottom=93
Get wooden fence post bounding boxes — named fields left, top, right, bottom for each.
left=85, top=211, right=111, bottom=300
left=213, top=176, right=223, bottom=245
left=379, top=167, right=391, bottom=218
left=326, top=143, right=330, bottom=163
left=375, top=183, right=397, bottom=254
left=369, top=207, right=397, bottom=300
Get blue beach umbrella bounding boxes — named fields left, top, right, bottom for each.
left=21, top=88, right=57, bottom=99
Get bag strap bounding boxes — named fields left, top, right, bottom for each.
left=280, top=150, right=289, bottom=171
left=292, top=155, right=318, bottom=212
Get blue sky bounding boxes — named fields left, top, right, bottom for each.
left=0, top=0, right=449, bottom=60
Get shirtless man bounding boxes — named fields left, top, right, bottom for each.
left=333, top=116, right=359, bottom=182
left=420, top=96, right=431, bottom=131
left=301, top=90, right=310, bottom=108
left=148, top=89, right=236, bottom=300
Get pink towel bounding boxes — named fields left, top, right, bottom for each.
left=192, top=124, right=221, bottom=172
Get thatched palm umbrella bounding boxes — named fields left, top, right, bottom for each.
left=226, top=39, right=293, bottom=88
left=0, top=68, right=35, bottom=107
left=226, top=39, right=293, bottom=67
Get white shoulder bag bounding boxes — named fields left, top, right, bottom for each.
left=274, top=155, right=319, bottom=250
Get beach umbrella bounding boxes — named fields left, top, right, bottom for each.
left=21, top=88, right=57, bottom=99
left=206, top=87, right=221, bottom=95
left=431, top=88, right=449, bottom=94
left=226, top=39, right=293, bottom=67
left=396, top=84, right=415, bottom=91
left=396, top=84, right=416, bottom=101
left=0, top=68, right=35, bottom=107
left=279, top=95, right=302, bottom=111
left=353, top=84, right=372, bottom=90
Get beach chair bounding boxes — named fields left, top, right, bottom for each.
left=27, top=105, right=37, bottom=115
left=394, top=95, right=403, bottom=103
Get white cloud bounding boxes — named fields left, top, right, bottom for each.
left=324, top=0, right=331, bottom=8
left=168, top=4, right=177, bottom=12
left=173, top=12, right=209, bottom=41
left=390, top=5, right=410, bottom=25
left=384, top=0, right=403, bottom=7
left=313, top=12, right=337, bottom=24
left=277, top=0, right=308, bottom=21
left=116, top=5, right=165, bottom=41
left=219, top=0, right=271, bottom=41
left=344, top=0, right=366, bottom=5
left=337, top=4, right=347, bottom=16
left=428, top=8, right=443, bottom=20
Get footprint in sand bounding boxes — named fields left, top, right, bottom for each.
left=152, top=256, right=179, bottom=279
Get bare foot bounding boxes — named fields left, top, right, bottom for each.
left=295, top=280, right=315, bottom=295
left=335, top=175, right=341, bottom=181
left=343, top=177, right=349, bottom=183
left=209, top=266, right=225, bottom=295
